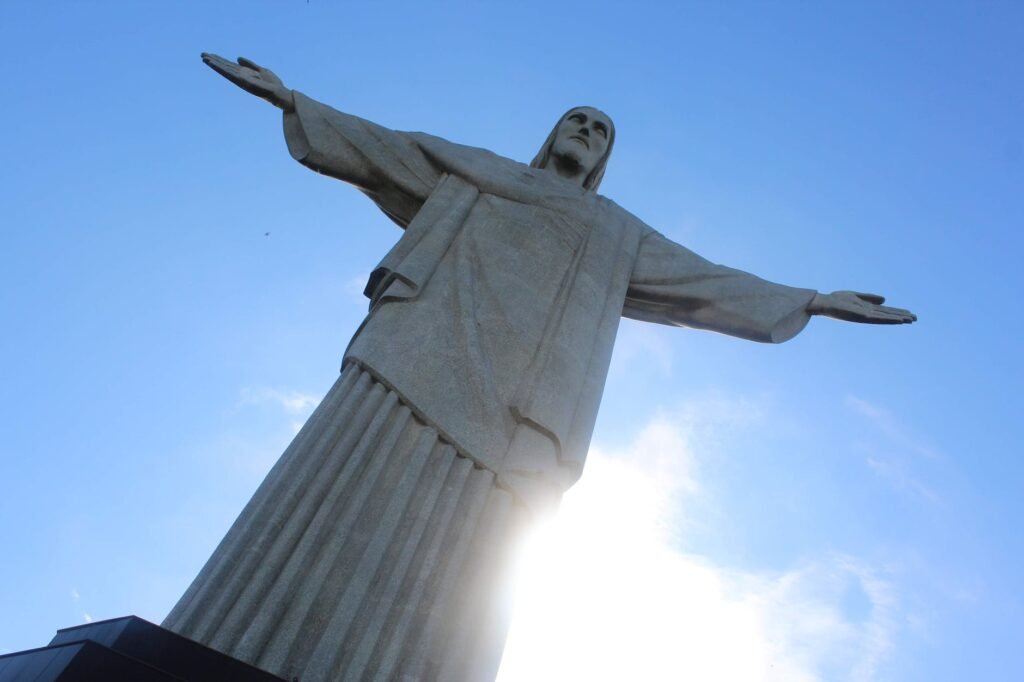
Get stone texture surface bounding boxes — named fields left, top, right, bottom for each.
left=165, top=366, right=527, bottom=682
left=280, top=90, right=819, bottom=509
left=168, top=54, right=917, bottom=682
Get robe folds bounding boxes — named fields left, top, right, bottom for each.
left=163, top=94, right=824, bottom=681
left=283, top=92, right=816, bottom=507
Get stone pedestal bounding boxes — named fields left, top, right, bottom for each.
left=163, top=366, right=531, bottom=681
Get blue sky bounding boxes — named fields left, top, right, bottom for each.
left=1, top=2, right=1022, bottom=679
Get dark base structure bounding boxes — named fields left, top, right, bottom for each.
left=0, top=616, right=284, bottom=681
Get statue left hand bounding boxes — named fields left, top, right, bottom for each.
left=201, top=53, right=294, bottom=111
left=808, top=291, right=917, bottom=324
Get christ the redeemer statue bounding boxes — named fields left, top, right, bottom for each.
left=164, top=55, right=916, bottom=682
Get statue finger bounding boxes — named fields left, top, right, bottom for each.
left=237, top=56, right=264, bottom=71
left=878, top=305, right=915, bottom=318
left=202, top=53, right=241, bottom=78
left=855, top=292, right=886, bottom=305
left=877, top=305, right=917, bottom=322
left=869, top=310, right=914, bottom=324
left=202, top=52, right=233, bottom=69
left=864, top=314, right=906, bottom=325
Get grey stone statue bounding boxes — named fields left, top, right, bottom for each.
left=163, top=54, right=916, bottom=682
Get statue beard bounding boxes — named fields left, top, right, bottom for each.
left=549, top=148, right=587, bottom=177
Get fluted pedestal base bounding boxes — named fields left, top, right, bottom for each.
left=164, top=365, right=530, bottom=681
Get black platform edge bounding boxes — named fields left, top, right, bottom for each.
left=0, top=616, right=286, bottom=681
left=0, top=639, right=181, bottom=681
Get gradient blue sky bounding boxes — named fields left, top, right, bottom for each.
left=1, top=2, right=1021, bottom=680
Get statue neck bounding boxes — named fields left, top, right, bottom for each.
left=544, top=153, right=588, bottom=188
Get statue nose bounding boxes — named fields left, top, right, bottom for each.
left=578, top=127, right=590, bottom=137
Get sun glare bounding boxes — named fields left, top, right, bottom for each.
left=496, top=429, right=894, bottom=681
left=494, top=442, right=820, bottom=682
left=494, top=412, right=894, bottom=682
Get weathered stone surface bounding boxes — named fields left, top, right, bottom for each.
left=165, top=367, right=525, bottom=681
left=166, top=53, right=917, bottom=682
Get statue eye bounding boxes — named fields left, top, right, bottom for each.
left=568, top=113, right=585, bottom=123
left=594, top=124, right=608, bottom=138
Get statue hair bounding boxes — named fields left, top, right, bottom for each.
left=530, top=106, right=615, bottom=193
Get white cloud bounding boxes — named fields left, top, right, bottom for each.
left=846, top=396, right=940, bottom=460
left=865, top=457, right=939, bottom=504
left=847, top=395, right=940, bottom=503
left=238, top=387, right=320, bottom=415
left=499, top=401, right=900, bottom=682
left=229, top=387, right=322, bottom=473
left=344, top=274, right=371, bottom=305
left=610, top=320, right=675, bottom=376
left=70, top=588, right=80, bottom=602
left=82, top=613, right=93, bottom=624
left=744, top=556, right=897, bottom=682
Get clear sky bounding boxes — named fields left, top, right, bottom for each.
left=1, top=2, right=1021, bottom=680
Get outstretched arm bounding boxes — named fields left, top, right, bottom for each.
left=625, top=231, right=818, bottom=343
left=625, top=230, right=915, bottom=343
left=201, top=53, right=441, bottom=226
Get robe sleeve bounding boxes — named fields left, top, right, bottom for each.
left=624, top=230, right=817, bottom=344
left=282, top=91, right=443, bottom=227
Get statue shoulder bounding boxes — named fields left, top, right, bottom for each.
left=406, top=131, right=521, bottom=173
left=406, top=132, right=579, bottom=200
left=591, top=194, right=655, bottom=236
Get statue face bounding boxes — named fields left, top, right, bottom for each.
left=548, top=107, right=612, bottom=176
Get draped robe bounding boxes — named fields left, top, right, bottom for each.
left=164, top=94, right=819, bottom=682
left=284, top=91, right=816, bottom=507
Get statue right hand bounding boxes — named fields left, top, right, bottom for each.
left=201, top=53, right=293, bottom=111
left=808, top=290, right=917, bottom=325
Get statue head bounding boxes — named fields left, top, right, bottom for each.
left=531, top=106, right=615, bottom=192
